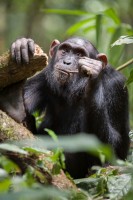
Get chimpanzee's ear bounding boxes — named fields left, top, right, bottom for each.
left=97, top=53, right=108, bottom=68
left=49, top=39, right=60, bottom=58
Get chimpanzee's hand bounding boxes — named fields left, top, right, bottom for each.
left=79, top=57, right=105, bottom=78
left=11, top=38, right=35, bottom=64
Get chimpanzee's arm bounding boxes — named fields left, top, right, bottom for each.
left=11, top=38, right=48, bottom=114
left=88, top=65, right=129, bottom=159
left=24, top=70, right=48, bottom=114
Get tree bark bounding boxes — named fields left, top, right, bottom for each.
left=0, top=47, right=77, bottom=190
left=0, top=110, right=34, bottom=142
left=0, top=109, right=77, bottom=189
left=0, top=44, right=48, bottom=88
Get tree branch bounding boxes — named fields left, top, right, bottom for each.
left=116, top=58, right=133, bottom=71
left=0, top=44, right=48, bottom=88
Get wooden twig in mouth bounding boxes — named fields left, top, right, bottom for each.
left=56, top=67, right=79, bottom=74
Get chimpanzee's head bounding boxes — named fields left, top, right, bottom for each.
left=46, top=37, right=107, bottom=89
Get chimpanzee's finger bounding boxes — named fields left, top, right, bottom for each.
left=11, top=42, right=16, bottom=61
left=28, top=39, right=35, bottom=55
left=81, top=65, right=99, bottom=75
left=21, top=41, right=29, bottom=64
left=14, top=40, right=22, bottom=64
left=79, top=62, right=102, bottom=72
left=79, top=58, right=103, bottom=70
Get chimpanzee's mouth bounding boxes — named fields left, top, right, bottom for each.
left=56, top=67, right=78, bottom=75
left=55, top=67, right=79, bottom=84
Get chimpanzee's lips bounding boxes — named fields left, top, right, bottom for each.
left=55, top=67, right=79, bottom=84
left=56, top=67, right=78, bottom=74
left=56, top=67, right=69, bottom=75
left=55, top=68, right=69, bottom=84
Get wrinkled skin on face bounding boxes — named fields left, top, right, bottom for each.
left=48, top=37, right=107, bottom=87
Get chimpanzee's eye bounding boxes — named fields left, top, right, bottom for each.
left=75, top=49, right=86, bottom=57
left=61, top=48, right=70, bottom=56
left=76, top=52, right=83, bottom=57
left=62, top=49, right=66, bottom=55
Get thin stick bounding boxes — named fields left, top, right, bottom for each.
left=56, top=67, right=78, bottom=74
left=116, top=58, right=133, bottom=71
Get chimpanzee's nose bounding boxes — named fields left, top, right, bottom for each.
left=63, top=60, right=71, bottom=65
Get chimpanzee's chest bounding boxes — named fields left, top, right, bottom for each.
left=45, top=100, right=88, bottom=135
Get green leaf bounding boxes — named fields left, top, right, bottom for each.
left=0, top=187, right=69, bottom=200
left=72, top=190, right=89, bottom=200
left=111, top=35, right=133, bottom=47
left=52, top=163, right=61, bottom=175
left=45, top=128, right=58, bottom=142
left=76, top=170, right=131, bottom=199
left=22, top=134, right=114, bottom=162
left=51, top=148, right=66, bottom=170
left=83, top=25, right=95, bottom=33
left=0, top=143, right=27, bottom=155
left=23, top=147, right=51, bottom=155
left=42, top=9, right=88, bottom=16
left=75, top=177, right=103, bottom=196
left=107, top=174, right=131, bottom=199
left=103, top=8, right=121, bottom=24
left=0, top=156, right=20, bottom=173
left=0, top=178, right=11, bottom=193
left=67, top=16, right=95, bottom=35
left=0, top=187, right=89, bottom=200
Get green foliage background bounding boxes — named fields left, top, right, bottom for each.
left=0, top=0, right=133, bottom=126
left=0, top=0, right=133, bottom=199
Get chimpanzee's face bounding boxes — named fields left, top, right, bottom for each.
left=53, top=38, right=90, bottom=84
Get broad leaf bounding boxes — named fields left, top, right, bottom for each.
left=111, top=35, right=133, bottom=47
left=103, top=8, right=120, bottom=24
left=67, top=16, right=95, bottom=35
left=19, top=134, right=114, bottom=162
left=0, top=143, right=27, bottom=155
left=42, top=9, right=88, bottom=16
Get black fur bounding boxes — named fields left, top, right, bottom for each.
left=22, top=37, right=130, bottom=178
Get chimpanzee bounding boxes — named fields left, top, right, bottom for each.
left=11, top=37, right=130, bottom=178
